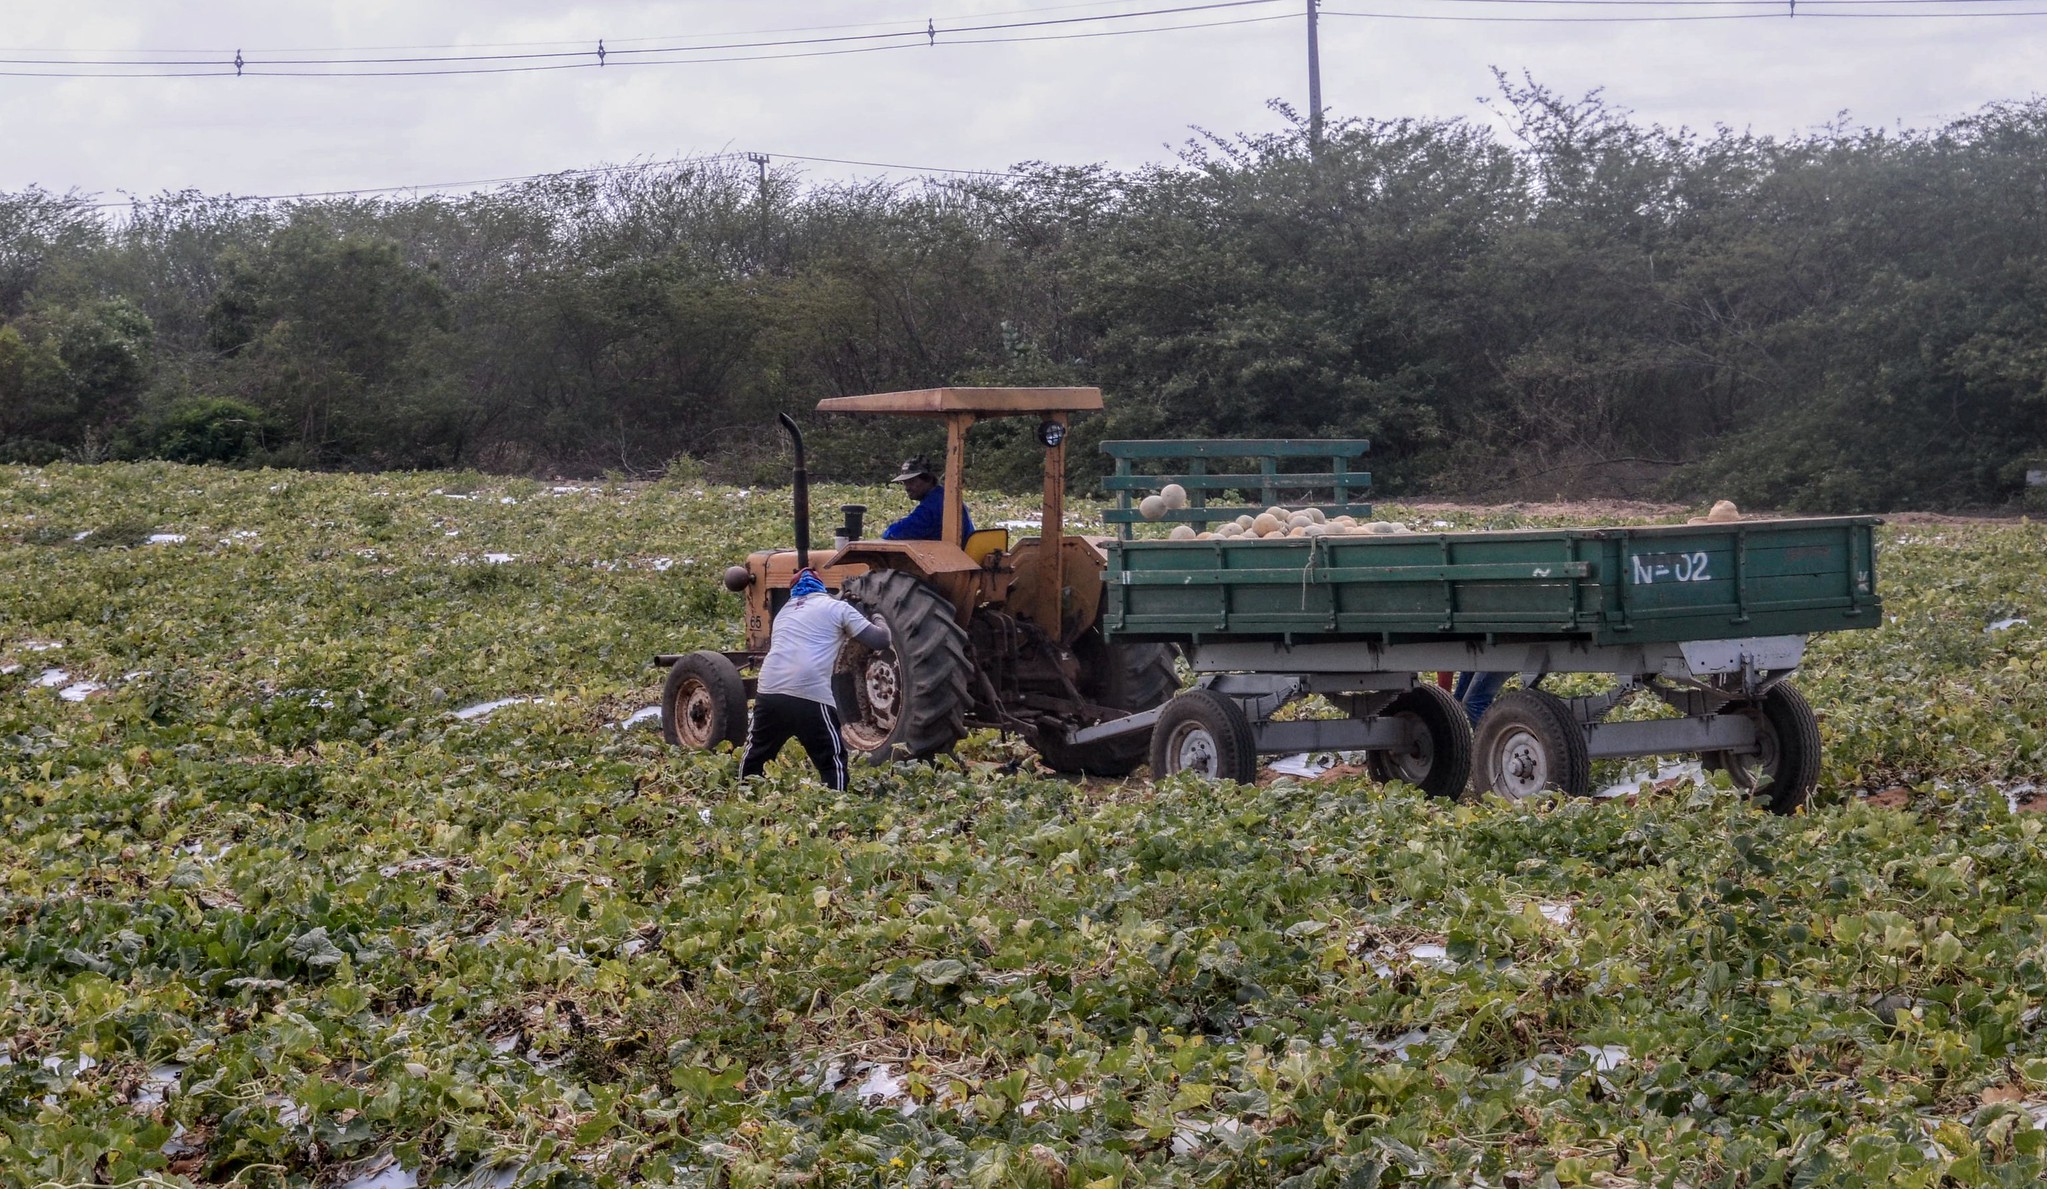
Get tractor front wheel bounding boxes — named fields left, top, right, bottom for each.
left=662, top=651, right=748, bottom=750
left=836, top=569, right=971, bottom=762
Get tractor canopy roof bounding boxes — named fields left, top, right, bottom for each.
left=815, top=386, right=1101, bottom=418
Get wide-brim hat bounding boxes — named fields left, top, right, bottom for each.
left=889, top=457, right=937, bottom=484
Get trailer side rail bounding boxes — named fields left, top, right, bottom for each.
left=1100, top=439, right=1373, bottom=538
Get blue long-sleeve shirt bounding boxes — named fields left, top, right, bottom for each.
left=882, top=486, right=974, bottom=542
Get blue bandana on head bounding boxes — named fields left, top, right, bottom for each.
left=790, top=569, right=827, bottom=599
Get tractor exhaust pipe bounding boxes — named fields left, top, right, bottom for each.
left=777, top=412, right=810, bottom=571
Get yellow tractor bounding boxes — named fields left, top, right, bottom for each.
left=656, top=387, right=1177, bottom=774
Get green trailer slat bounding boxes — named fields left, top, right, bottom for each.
left=1101, top=472, right=1372, bottom=491
left=1103, top=517, right=1884, bottom=647
left=1101, top=438, right=1378, bottom=541
left=1117, top=560, right=1594, bottom=585
left=1101, top=439, right=1370, bottom=459
left=1102, top=504, right=1375, bottom=524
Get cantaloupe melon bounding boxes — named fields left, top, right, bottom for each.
left=1706, top=499, right=1740, bottom=523
left=1251, top=512, right=1282, bottom=536
left=1160, top=483, right=1188, bottom=510
left=1139, top=494, right=1167, bottom=521
left=1169, top=524, right=1197, bottom=540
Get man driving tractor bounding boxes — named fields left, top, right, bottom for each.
left=881, top=455, right=974, bottom=542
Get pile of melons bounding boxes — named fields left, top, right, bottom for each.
left=1686, top=499, right=1742, bottom=525
left=1137, top=482, right=1411, bottom=541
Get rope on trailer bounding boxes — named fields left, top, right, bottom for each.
left=1298, top=536, right=1321, bottom=610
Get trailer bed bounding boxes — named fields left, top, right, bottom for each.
left=1104, top=516, right=1881, bottom=647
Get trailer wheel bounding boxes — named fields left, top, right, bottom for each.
left=1704, top=682, right=1821, bottom=815
left=1364, top=683, right=1473, bottom=799
left=662, top=651, right=748, bottom=749
left=1473, top=689, right=1591, bottom=800
left=836, top=569, right=971, bottom=761
left=1150, top=689, right=1257, bottom=784
left=1033, top=638, right=1179, bottom=776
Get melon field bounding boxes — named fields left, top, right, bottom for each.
left=6, top=463, right=2047, bottom=1188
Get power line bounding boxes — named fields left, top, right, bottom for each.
left=1423, top=0, right=2047, bottom=4
left=1395, top=0, right=2047, bottom=4
left=1342, top=5, right=2047, bottom=12
left=1323, top=3, right=2047, bottom=15
left=77, top=152, right=1018, bottom=211
left=2, top=0, right=2032, bottom=60
left=4, top=0, right=2037, bottom=67
left=0, top=0, right=1198, bottom=55
left=767, top=153, right=1012, bottom=177
left=0, top=1, right=1286, bottom=69
left=81, top=159, right=731, bottom=209
left=919, top=10, right=1298, bottom=42
left=0, top=10, right=1301, bottom=78
left=6, top=0, right=2036, bottom=78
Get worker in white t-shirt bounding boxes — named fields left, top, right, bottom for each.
left=741, top=568, right=892, bottom=790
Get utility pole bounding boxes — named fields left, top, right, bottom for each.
left=1306, top=0, right=1323, bottom=155
left=747, top=153, right=772, bottom=269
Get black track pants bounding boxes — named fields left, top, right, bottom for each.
left=739, top=693, right=850, bottom=791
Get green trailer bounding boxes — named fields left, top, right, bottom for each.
left=1067, top=442, right=1882, bottom=813
left=1104, top=518, right=1879, bottom=647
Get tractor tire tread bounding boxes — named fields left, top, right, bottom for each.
left=1034, top=640, right=1179, bottom=777
left=1149, top=688, right=1257, bottom=784
left=1364, top=682, right=1474, bottom=800
left=662, top=650, right=748, bottom=749
left=1754, top=682, right=1822, bottom=815
left=1473, top=688, right=1591, bottom=799
left=840, top=569, right=971, bottom=761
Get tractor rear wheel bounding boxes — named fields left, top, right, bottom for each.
left=836, top=569, right=971, bottom=762
left=1033, top=637, right=1179, bottom=777
left=662, top=651, right=748, bottom=750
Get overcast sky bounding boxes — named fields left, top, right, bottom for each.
left=4, top=0, right=2042, bottom=202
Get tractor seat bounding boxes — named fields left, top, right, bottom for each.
left=963, top=528, right=1009, bottom=564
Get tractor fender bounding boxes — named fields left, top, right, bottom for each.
left=738, top=542, right=984, bottom=650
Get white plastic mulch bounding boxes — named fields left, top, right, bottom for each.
left=450, top=697, right=549, bottom=721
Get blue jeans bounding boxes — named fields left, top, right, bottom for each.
left=1452, top=671, right=1509, bottom=727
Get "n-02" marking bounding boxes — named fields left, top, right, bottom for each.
left=1631, top=551, right=1711, bottom=584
